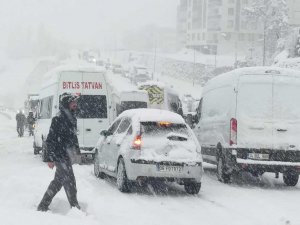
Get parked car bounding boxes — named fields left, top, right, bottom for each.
left=193, top=67, right=300, bottom=186
left=130, top=65, right=150, bottom=85
left=94, top=108, right=203, bottom=194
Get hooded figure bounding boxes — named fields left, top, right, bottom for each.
left=37, top=92, right=81, bottom=212
left=16, top=110, right=26, bottom=137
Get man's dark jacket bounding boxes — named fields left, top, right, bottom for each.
left=45, top=109, right=79, bottom=162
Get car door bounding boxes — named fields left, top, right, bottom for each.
left=99, top=118, right=122, bottom=172
left=107, top=117, right=132, bottom=173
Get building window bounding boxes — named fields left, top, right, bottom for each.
left=187, top=34, right=190, bottom=41
left=248, top=33, right=254, bottom=42
left=203, top=33, right=206, bottom=40
left=241, top=21, right=247, bottom=30
left=228, top=8, right=234, bottom=16
left=228, top=0, right=235, bottom=3
left=242, top=0, right=248, bottom=5
left=197, top=33, right=201, bottom=40
left=192, top=33, right=195, bottom=40
left=227, top=20, right=234, bottom=28
left=239, top=33, right=245, bottom=41
left=188, top=22, right=191, bottom=30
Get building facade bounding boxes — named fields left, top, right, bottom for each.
left=177, top=0, right=263, bottom=56
left=287, top=0, right=300, bottom=27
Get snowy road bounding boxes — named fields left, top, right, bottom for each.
left=1, top=112, right=300, bottom=225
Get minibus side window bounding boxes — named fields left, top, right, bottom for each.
left=39, top=96, right=53, bottom=119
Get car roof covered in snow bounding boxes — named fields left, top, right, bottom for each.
left=203, top=66, right=300, bottom=93
left=118, top=108, right=185, bottom=124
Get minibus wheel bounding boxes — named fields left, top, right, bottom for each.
left=283, top=171, right=299, bottom=186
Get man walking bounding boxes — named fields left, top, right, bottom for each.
left=16, top=110, right=26, bottom=137
left=37, top=93, right=81, bottom=211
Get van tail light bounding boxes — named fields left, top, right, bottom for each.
left=230, top=118, right=237, bottom=146
left=132, top=135, right=142, bottom=150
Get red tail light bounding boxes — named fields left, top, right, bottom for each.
left=230, top=118, right=237, bottom=146
left=132, top=135, right=142, bottom=150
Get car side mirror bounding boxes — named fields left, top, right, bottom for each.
left=100, top=130, right=112, bottom=137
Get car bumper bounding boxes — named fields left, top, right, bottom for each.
left=125, top=158, right=203, bottom=183
left=224, top=148, right=300, bottom=173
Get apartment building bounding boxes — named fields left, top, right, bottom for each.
left=287, top=0, right=300, bottom=27
left=177, top=0, right=263, bottom=56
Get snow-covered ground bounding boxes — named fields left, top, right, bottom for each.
left=1, top=98, right=300, bottom=225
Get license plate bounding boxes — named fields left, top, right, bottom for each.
left=248, top=153, right=269, bottom=160
left=157, top=164, right=183, bottom=173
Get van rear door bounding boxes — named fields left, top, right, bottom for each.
left=273, top=75, right=300, bottom=150
left=236, top=75, right=273, bottom=149
left=78, top=72, right=109, bottom=149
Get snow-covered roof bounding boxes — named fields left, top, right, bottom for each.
left=119, top=108, right=185, bottom=124
left=204, top=66, right=300, bottom=91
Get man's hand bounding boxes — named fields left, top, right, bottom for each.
left=47, top=162, right=55, bottom=169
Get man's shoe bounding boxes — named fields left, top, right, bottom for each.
left=37, top=204, right=49, bottom=212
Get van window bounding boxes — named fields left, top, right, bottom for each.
left=117, top=101, right=147, bottom=116
left=39, top=96, right=53, bottom=119
left=196, top=98, right=203, bottom=120
left=202, top=86, right=232, bottom=119
left=76, top=95, right=107, bottom=119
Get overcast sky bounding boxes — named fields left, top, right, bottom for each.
left=0, top=0, right=178, bottom=46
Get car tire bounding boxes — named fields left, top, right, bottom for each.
left=283, top=171, right=299, bottom=186
left=117, top=158, right=130, bottom=192
left=217, top=154, right=231, bottom=183
left=94, top=150, right=105, bottom=179
left=184, top=182, right=201, bottom=194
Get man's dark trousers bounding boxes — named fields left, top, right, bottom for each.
left=39, top=160, right=79, bottom=209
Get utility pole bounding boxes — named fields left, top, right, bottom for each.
left=192, top=47, right=196, bottom=86
left=263, top=22, right=266, bottom=66
left=152, top=38, right=157, bottom=80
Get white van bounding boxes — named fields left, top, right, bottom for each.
left=33, top=64, right=110, bottom=160
left=138, top=81, right=183, bottom=116
left=110, top=90, right=149, bottom=120
left=194, top=67, right=300, bottom=186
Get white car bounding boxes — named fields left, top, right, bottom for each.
left=94, top=108, right=203, bottom=194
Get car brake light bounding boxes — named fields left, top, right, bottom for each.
left=230, top=118, right=237, bottom=146
left=132, top=135, right=142, bottom=150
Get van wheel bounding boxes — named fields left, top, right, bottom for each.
left=41, top=141, right=47, bottom=162
left=117, top=158, right=130, bottom=192
left=33, top=142, right=39, bottom=155
left=217, top=155, right=231, bottom=183
left=283, top=171, right=299, bottom=186
left=94, top=150, right=105, bottom=179
left=184, top=182, right=201, bottom=194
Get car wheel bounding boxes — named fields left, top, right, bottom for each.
left=283, top=171, right=299, bottom=186
left=184, top=182, right=201, bottom=194
left=217, top=155, right=231, bottom=183
left=117, top=158, right=130, bottom=192
left=94, top=150, right=105, bottom=179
